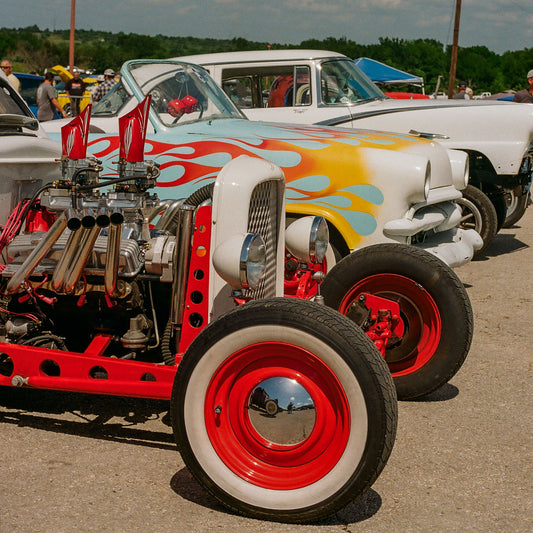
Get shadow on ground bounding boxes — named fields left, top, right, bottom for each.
left=170, top=466, right=383, bottom=526
left=474, top=230, right=529, bottom=261
left=0, top=386, right=173, bottom=449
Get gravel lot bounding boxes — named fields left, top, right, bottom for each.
left=1, top=208, right=532, bottom=533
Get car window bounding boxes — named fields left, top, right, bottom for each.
left=319, top=59, right=384, bottom=105
left=0, top=83, right=30, bottom=116
left=125, top=61, right=244, bottom=126
left=221, top=65, right=311, bottom=109
left=222, top=77, right=253, bottom=108
left=92, top=81, right=131, bottom=117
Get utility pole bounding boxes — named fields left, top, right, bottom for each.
left=69, top=0, right=76, bottom=72
left=447, top=0, right=462, bottom=99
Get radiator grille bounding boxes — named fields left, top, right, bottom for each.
left=246, top=180, right=279, bottom=299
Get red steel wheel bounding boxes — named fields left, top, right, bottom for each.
left=321, top=244, right=473, bottom=400
left=170, top=298, right=397, bottom=523
left=338, top=273, right=442, bottom=376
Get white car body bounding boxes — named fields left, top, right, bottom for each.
left=0, top=70, right=61, bottom=225
left=175, top=50, right=533, bottom=222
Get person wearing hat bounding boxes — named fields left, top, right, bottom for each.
left=512, top=69, right=533, bottom=103
left=92, top=68, right=117, bottom=102
left=453, top=81, right=470, bottom=100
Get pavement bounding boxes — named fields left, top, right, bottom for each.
left=1, top=208, right=532, bottom=533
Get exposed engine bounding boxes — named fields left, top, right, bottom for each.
left=0, top=150, right=190, bottom=365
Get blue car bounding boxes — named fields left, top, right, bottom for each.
left=13, top=72, right=44, bottom=116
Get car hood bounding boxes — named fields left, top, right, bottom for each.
left=45, top=115, right=455, bottom=191
left=318, top=98, right=533, bottom=174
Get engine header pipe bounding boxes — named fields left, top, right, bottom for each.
left=52, top=209, right=84, bottom=293
left=104, top=211, right=124, bottom=299
left=6, top=212, right=69, bottom=294
left=63, top=210, right=110, bottom=294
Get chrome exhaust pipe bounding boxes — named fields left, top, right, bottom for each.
left=104, top=211, right=124, bottom=299
left=6, top=211, right=69, bottom=294
left=170, top=204, right=195, bottom=337
left=51, top=210, right=84, bottom=293
left=63, top=210, right=110, bottom=294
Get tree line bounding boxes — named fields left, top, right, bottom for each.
left=1, top=26, right=532, bottom=95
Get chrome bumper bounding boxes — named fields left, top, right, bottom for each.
left=415, top=228, right=483, bottom=268
left=383, top=201, right=483, bottom=268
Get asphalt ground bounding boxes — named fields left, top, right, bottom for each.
left=1, top=207, right=532, bottom=533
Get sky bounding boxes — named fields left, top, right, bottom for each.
left=1, top=0, right=532, bottom=55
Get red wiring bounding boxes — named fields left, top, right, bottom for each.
left=0, top=199, right=31, bottom=271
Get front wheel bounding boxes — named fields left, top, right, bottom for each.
left=321, top=244, right=473, bottom=400
left=171, top=298, right=397, bottom=523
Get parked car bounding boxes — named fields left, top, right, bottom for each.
left=175, top=49, right=533, bottom=241
left=0, top=69, right=61, bottom=226
left=13, top=72, right=44, bottom=116
left=42, top=59, right=478, bottom=401
left=0, top=97, right=398, bottom=522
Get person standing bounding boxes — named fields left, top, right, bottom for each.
left=453, top=81, right=470, bottom=100
left=92, top=68, right=116, bottom=102
left=37, top=72, right=68, bottom=121
left=64, top=69, right=87, bottom=116
left=512, top=69, right=533, bottom=103
left=1, top=59, right=21, bottom=92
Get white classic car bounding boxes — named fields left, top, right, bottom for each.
left=0, top=70, right=61, bottom=226
left=174, top=49, right=533, bottom=251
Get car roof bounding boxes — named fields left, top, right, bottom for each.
left=14, top=72, right=44, bottom=80
left=173, top=49, right=347, bottom=66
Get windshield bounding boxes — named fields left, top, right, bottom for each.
left=92, top=81, right=131, bottom=116
left=319, top=59, right=385, bottom=105
left=114, top=61, right=244, bottom=126
left=0, top=80, right=32, bottom=116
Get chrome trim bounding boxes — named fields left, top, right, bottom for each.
left=5, top=211, right=69, bottom=294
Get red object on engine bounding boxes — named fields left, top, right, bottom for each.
left=61, top=104, right=92, bottom=159
left=166, top=96, right=199, bottom=118
left=118, top=95, right=151, bottom=162
left=25, top=201, right=55, bottom=233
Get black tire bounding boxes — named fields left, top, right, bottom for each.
left=321, top=244, right=473, bottom=400
left=457, top=185, right=498, bottom=257
left=170, top=298, right=397, bottom=523
left=503, top=188, right=529, bottom=228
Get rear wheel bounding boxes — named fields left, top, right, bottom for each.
left=457, top=185, right=498, bottom=257
left=321, top=244, right=473, bottom=400
left=503, top=187, right=529, bottom=228
left=171, top=298, right=397, bottom=523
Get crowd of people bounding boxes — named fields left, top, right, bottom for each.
left=1, top=57, right=118, bottom=121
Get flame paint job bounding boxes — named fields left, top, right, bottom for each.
left=88, top=120, right=426, bottom=248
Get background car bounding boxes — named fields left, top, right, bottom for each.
left=13, top=72, right=44, bottom=116
left=0, top=69, right=60, bottom=227
left=174, top=49, right=533, bottom=249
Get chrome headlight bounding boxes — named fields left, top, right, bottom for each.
left=213, top=233, right=266, bottom=290
left=286, top=216, right=329, bottom=263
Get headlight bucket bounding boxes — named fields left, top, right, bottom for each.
left=213, top=233, right=266, bottom=290
left=285, top=216, right=329, bottom=263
